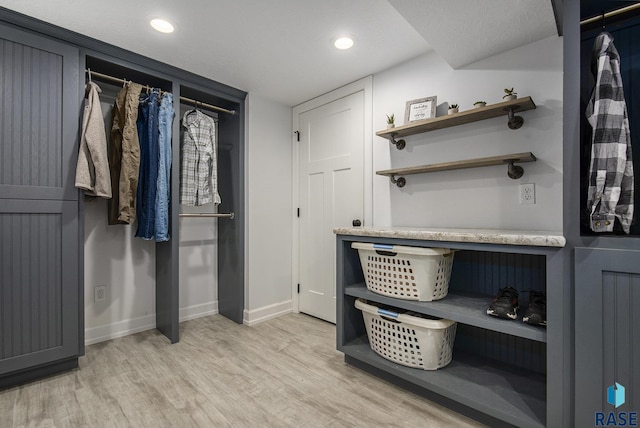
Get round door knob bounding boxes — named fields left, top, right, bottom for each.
left=352, top=219, right=362, bottom=227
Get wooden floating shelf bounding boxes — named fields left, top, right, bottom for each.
left=377, top=152, right=537, bottom=187
left=377, top=96, right=536, bottom=150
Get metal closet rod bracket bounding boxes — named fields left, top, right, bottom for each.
left=387, top=135, right=406, bottom=150
left=389, top=175, right=406, bottom=188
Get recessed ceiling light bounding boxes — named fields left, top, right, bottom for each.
left=150, top=18, right=174, bottom=34
left=334, top=36, right=354, bottom=50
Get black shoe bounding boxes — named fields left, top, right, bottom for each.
left=487, top=286, right=519, bottom=320
left=523, top=290, right=546, bottom=326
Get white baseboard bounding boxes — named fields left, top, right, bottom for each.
left=85, top=313, right=156, bottom=346
left=85, top=301, right=219, bottom=346
left=179, top=301, right=218, bottom=322
left=243, top=300, right=292, bottom=326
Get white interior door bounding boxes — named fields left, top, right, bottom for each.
left=298, top=91, right=364, bottom=323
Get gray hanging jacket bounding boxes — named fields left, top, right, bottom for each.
left=75, top=81, right=112, bottom=199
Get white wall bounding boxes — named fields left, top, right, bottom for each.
left=244, top=94, right=294, bottom=325
left=84, top=200, right=157, bottom=345
left=372, top=36, right=563, bottom=231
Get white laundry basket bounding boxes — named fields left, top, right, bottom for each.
left=352, top=242, right=454, bottom=301
left=355, top=299, right=456, bottom=370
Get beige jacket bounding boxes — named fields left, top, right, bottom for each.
left=75, top=81, right=112, bottom=198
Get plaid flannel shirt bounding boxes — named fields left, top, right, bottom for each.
left=180, top=110, right=221, bottom=206
left=586, top=32, right=634, bottom=233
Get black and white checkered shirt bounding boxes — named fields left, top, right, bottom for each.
left=180, top=110, right=221, bottom=206
left=586, top=32, right=634, bottom=233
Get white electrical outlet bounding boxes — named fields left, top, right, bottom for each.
left=519, top=183, right=535, bottom=204
left=95, top=285, right=106, bottom=303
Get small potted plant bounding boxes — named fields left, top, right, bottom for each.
left=473, top=100, right=487, bottom=108
left=448, top=104, right=459, bottom=115
left=503, top=88, right=517, bottom=101
left=386, top=114, right=395, bottom=129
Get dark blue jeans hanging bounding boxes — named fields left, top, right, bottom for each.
left=155, top=93, right=174, bottom=242
left=135, top=90, right=160, bottom=240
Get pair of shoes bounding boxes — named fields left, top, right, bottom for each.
left=486, top=287, right=547, bottom=326
left=487, top=286, right=519, bottom=320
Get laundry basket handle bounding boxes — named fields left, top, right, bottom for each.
left=377, top=308, right=399, bottom=318
left=373, top=243, right=397, bottom=257
left=377, top=308, right=402, bottom=323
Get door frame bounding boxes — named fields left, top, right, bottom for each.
left=291, top=76, right=373, bottom=314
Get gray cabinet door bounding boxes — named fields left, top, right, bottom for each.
left=0, top=200, right=79, bottom=374
left=0, top=23, right=79, bottom=201
left=575, top=247, right=640, bottom=426
left=0, top=23, right=80, bottom=376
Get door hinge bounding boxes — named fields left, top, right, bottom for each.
left=294, top=130, right=300, bottom=141
left=297, top=283, right=300, bottom=293
left=297, top=208, right=300, bottom=217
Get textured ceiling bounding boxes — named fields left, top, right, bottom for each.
left=388, top=0, right=558, bottom=69
left=0, top=0, right=559, bottom=106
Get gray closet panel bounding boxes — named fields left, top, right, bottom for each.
left=0, top=199, right=79, bottom=375
left=217, top=109, right=245, bottom=324
left=0, top=211, right=62, bottom=358
left=575, top=247, right=640, bottom=426
left=0, top=23, right=79, bottom=201
left=0, top=18, right=81, bottom=384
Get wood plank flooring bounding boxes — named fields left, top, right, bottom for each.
left=0, top=313, right=485, bottom=427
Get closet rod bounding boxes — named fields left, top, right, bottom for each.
left=179, top=212, right=235, bottom=219
left=581, top=2, right=640, bottom=26
left=85, top=69, right=236, bottom=115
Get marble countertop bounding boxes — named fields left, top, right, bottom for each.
left=333, top=226, right=566, bottom=248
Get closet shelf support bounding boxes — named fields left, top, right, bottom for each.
left=387, top=135, right=406, bottom=150
left=506, top=107, right=524, bottom=130
left=389, top=175, right=407, bottom=188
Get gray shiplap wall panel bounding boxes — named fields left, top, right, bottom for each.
left=575, top=248, right=640, bottom=425
left=454, top=324, right=546, bottom=374
left=602, top=271, right=639, bottom=413
left=449, top=250, right=546, bottom=295
left=0, top=212, right=62, bottom=359
left=0, top=38, right=62, bottom=190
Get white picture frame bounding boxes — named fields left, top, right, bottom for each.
left=404, top=96, right=437, bottom=123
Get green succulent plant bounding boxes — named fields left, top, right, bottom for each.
left=503, top=88, right=517, bottom=98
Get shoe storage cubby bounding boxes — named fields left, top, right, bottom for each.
left=335, top=230, right=564, bottom=428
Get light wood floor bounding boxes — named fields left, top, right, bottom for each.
left=1, top=313, right=485, bottom=427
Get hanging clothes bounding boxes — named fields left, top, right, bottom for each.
left=108, top=82, right=143, bottom=225
left=135, top=89, right=160, bottom=240
left=75, top=81, right=112, bottom=198
left=180, top=109, right=221, bottom=206
left=155, top=92, right=175, bottom=242
left=586, top=31, right=634, bottom=233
